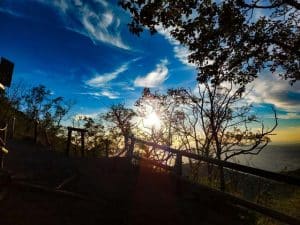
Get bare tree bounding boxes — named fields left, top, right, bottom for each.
left=168, top=82, right=278, bottom=190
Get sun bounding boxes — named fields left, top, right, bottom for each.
left=144, top=112, right=161, bottom=130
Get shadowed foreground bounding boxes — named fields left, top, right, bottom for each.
left=0, top=140, right=252, bottom=225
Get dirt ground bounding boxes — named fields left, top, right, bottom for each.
left=0, top=139, right=251, bottom=225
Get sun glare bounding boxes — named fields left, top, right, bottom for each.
left=144, top=112, right=161, bottom=130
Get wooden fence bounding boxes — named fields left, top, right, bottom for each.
left=0, top=123, right=8, bottom=168
left=127, top=136, right=300, bottom=225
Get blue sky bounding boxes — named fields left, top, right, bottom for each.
left=0, top=0, right=300, bottom=143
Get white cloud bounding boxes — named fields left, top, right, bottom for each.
left=81, top=90, right=119, bottom=99
left=54, top=0, right=69, bottom=12
left=0, top=6, right=24, bottom=17
left=86, top=63, right=128, bottom=87
left=94, top=0, right=108, bottom=8
left=122, top=86, right=135, bottom=91
left=246, top=72, right=300, bottom=112
left=74, top=0, right=83, bottom=7
left=134, top=59, right=169, bottom=87
left=278, top=113, right=300, bottom=119
left=173, top=45, right=195, bottom=68
left=38, top=0, right=129, bottom=50
left=100, top=90, right=119, bottom=99
left=156, top=25, right=195, bottom=68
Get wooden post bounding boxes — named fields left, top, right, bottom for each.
left=80, top=131, right=85, bottom=157
left=0, top=124, right=7, bottom=169
left=127, top=136, right=135, bottom=161
left=174, top=152, right=182, bottom=176
left=105, top=139, right=109, bottom=158
left=124, top=134, right=128, bottom=153
left=66, top=128, right=72, bottom=156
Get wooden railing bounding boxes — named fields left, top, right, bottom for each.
left=127, top=136, right=300, bottom=225
left=0, top=123, right=8, bottom=168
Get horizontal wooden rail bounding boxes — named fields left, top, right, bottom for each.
left=129, top=137, right=300, bottom=225
left=132, top=137, right=300, bottom=186
left=181, top=176, right=300, bottom=225
left=67, top=126, right=88, bottom=133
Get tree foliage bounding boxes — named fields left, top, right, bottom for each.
left=103, top=103, right=136, bottom=153
left=23, top=85, right=72, bottom=142
left=119, top=0, right=299, bottom=85
left=135, top=85, right=277, bottom=189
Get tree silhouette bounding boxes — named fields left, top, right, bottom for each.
left=119, top=0, right=299, bottom=85
left=103, top=103, right=136, bottom=154
left=23, top=85, right=72, bottom=143
left=168, top=82, right=277, bottom=190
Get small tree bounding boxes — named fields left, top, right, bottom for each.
left=135, top=88, right=186, bottom=164
left=103, top=103, right=136, bottom=154
left=0, top=80, right=26, bottom=125
left=82, top=116, right=106, bottom=157
left=23, top=85, right=72, bottom=143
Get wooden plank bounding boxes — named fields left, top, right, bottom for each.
left=81, top=131, right=85, bottom=157
left=65, top=128, right=72, bottom=156
left=67, top=127, right=88, bottom=133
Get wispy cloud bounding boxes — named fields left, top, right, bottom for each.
left=81, top=89, right=119, bottom=99
left=0, top=6, right=24, bottom=17
left=246, top=72, right=300, bottom=112
left=278, top=113, right=300, bottom=120
left=37, top=0, right=130, bottom=50
left=156, top=25, right=195, bottom=68
left=134, top=59, right=169, bottom=87
left=85, top=63, right=128, bottom=87
left=173, top=45, right=195, bottom=68
left=100, top=90, right=119, bottom=99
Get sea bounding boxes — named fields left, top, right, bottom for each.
left=231, top=144, right=300, bottom=172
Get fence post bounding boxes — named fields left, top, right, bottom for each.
left=66, top=128, right=72, bottom=156
left=127, top=135, right=135, bottom=161
left=174, top=152, right=182, bottom=176
left=0, top=124, right=7, bottom=169
left=80, top=131, right=85, bottom=158
left=105, top=139, right=110, bottom=158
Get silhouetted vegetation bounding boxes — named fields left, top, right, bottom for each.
left=119, top=0, right=299, bottom=85
left=0, top=83, right=73, bottom=148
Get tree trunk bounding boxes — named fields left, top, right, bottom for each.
left=124, top=134, right=128, bottom=153
left=217, top=150, right=225, bottom=191
left=105, top=140, right=109, bottom=158
left=44, top=129, right=51, bottom=146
